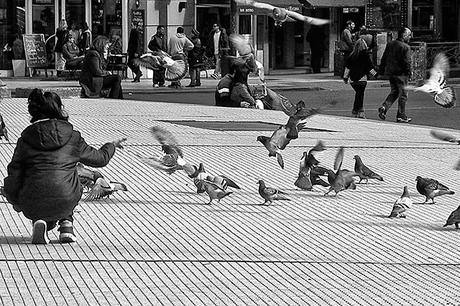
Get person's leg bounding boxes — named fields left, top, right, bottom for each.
left=378, top=77, right=399, bottom=120
left=159, top=68, right=165, bottom=86
left=396, top=75, right=410, bottom=121
left=351, top=81, right=367, bottom=114
left=196, top=68, right=201, bottom=86
left=213, top=54, right=221, bottom=78
left=103, top=75, right=123, bottom=99
left=31, top=219, right=50, bottom=244
left=128, top=56, right=142, bottom=81
left=188, top=67, right=196, bottom=86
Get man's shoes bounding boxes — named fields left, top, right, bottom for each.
left=185, top=84, right=195, bottom=87
left=158, top=84, right=165, bottom=87
left=195, top=83, right=201, bottom=87
left=32, top=220, right=50, bottom=244
left=396, top=117, right=412, bottom=123
left=357, top=111, right=366, bottom=119
left=153, top=84, right=159, bottom=88
left=132, top=78, right=140, bottom=83
left=58, top=220, right=77, bottom=243
left=378, top=106, right=386, bottom=120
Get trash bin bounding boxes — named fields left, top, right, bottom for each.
left=334, top=50, right=345, bottom=76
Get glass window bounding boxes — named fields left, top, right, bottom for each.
left=66, top=0, right=84, bottom=40
left=366, top=0, right=406, bottom=29
left=32, top=0, right=55, bottom=38
left=412, top=0, right=434, bottom=38
left=0, top=0, right=26, bottom=69
left=92, top=0, right=122, bottom=38
left=239, top=15, right=251, bottom=35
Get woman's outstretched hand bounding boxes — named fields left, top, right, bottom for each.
left=112, top=137, right=127, bottom=149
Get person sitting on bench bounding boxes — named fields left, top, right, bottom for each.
left=62, top=34, right=83, bottom=70
left=79, top=36, right=123, bottom=99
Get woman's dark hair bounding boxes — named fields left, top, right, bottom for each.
left=92, top=35, right=110, bottom=54
left=28, top=88, right=69, bottom=123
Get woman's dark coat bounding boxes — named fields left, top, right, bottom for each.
left=4, top=119, right=115, bottom=221
left=79, top=49, right=109, bottom=93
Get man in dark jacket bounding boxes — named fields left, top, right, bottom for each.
left=378, top=27, right=412, bottom=123
left=207, top=24, right=229, bottom=79
left=127, top=21, right=143, bottom=82
left=148, top=25, right=167, bottom=87
left=4, top=88, right=125, bottom=244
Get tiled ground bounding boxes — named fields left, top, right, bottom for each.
left=0, top=97, right=459, bottom=305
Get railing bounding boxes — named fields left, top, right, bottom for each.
left=426, top=42, right=460, bottom=67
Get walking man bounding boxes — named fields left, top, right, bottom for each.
left=377, top=27, right=412, bottom=123
left=207, top=23, right=229, bottom=80
left=148, top=25, right=168, bottom=87
left=127, top=21, right=143, bottom=82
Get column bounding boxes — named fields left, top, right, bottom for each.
left=122, top=0, right=128, bottom=53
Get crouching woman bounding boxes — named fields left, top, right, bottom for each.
left=3, top=89, right=126, bottom=244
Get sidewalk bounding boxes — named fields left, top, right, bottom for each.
left=0, top=94, right=459, bottom=304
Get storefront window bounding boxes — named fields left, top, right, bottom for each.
left=92, top=0, right=122, bottom=38
left=412, top=0, right=434, bottom=38
left=32, top=0, right=55, bottom=38
left=0, top=0, right=26, bottom=69
left=366, top=0, right=408, bottom=29
left=66, top=0, right=85, bottom=34
left=239, top=15, right=251, bottom=35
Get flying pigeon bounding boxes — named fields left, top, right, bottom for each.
left=0, top=114, right=8, bottom=141
left=138, top=126, right=195, bottom=176
left=353, top=155, right=384, bottom=183
left=190, top=163, right=240, bottom=194
left=228, top=34, right=265, bottom=82
left=324, top=147, right=358, bottom=196
left=388, top=186, right=412, bottom=218
left=310, top=166, right=331, bottom=188
left=257, top=179, right=290, bottom=205
left=200, top=176, right=234, bottom=205
left=133, top=51, right=188, bottom=82
left=84, top=177, right=127, bottom=201
left=294, top=141, right=326, bottom=190
left=416, top=176, right=454, bottom=204
left=430, top=130, right=460, bottom=170
left=444, top=205, right=460, bottom=229
left=77, top=163, right=104, bottom=190
left=257, top=125, right=291, bottom=169
left=405, top=53, right=456, bottom=108
left=235, top=0, right=330, bottom=27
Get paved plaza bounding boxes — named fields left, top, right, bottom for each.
left=0, top=89, right=460, bottom=304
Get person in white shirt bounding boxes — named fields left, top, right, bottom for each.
left=207, top=23, right=229, bottom=79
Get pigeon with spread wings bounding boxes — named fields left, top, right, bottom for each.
left=228, top=34, right=265, bottom=82
left=430, top=130, right=460, bottom=170
left=133, top=51, right=188, bottom=82
left=406, top=53, right=456, bottom=108
left=235, top=0, right=329, bottom=27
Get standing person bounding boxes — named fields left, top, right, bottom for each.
left=3, top=88, right=126, bottom=244
left=127, top=21, right=143, bottom=82
left=343, top=38, right=377, bottom=119
left=306, top=25, right=325, bottom=73
left=340, top=20, right=355, bottom=57
left=79, top=36, right=123, bottom=99
left=55, top=19, right=68, bottom=72
left=68, top=21, right=80, bottom=45
left=168, top=26, right=194, bottom=88
left=207, top=23, right=229, bottom=79
left=377, top=27, right=412, bottom=123
left=148, top=25, right=168, bottom=87
left=79, top=22, right=92, bottom=55
left=186, top=29, right=204, bottom=87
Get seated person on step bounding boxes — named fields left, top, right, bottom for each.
left=62, top=34, right=83, bottom=70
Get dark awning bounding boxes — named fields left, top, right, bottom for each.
left=236, top=0, right=300, bottom=8
left=300, top=0, right=366, bottom=7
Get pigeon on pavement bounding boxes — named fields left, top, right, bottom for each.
left=257, top=179, right=290, bottom=205
left=310, top=166, right=331, bottom=188
left=444, top=205, right=460, bottom=229
left=324, top=147, right=358, bottom=196
left=190, top=163, right=240, bottom=194
left=234, top=0, right=329, bottom=27
left=353, top=155, right=384, bottom=183
left=416, top=176, right=454, bottom=204
left=201, top=176, right=234, bottom=205
left=0, top=114, right=8, bottom=141
left=406, top=53, right=456, bottom=108
left=84, top=177, right=127, bottom=201
left=77, top=163, right=104, bottom=190
left=294, top=141, right=326, bottom=190
left=388, top=186, right=412, bottom=218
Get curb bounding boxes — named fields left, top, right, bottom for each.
left=14, top=87, right=81, bottom=98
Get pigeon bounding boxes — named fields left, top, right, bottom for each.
left=133, top=51, right=188, bottom=81
left=257, top=125, right=290, bottom=169
left=235, top=0, right=330, bottom=27
left=0, top=114, right=8, bottom=141
left=353, top=155, right=384, bottom=183
left=200, top=176, right=233, bottom=205
left=444, top=205, right=460, bottom=229
left=84, top=177, right=127, bottom=201
left=190, top=163, right=240, bottom=194
left=138, top=126, right=195, bottom=176
left=257, top=179, right=290, bottom=205
left=324, top=147, right=358, bottom=196
left=416, top=176, right=454, bottom=204
left=310, top=166, right=331, bottom=188
left=77, top=163, right=104, bottom=190
left=389, top=186, right=412, bottom=218
left=294, top=141, right=326, bottom=190
left=430, top=130, right=460, bottom=170
left=405, top=53, right=456, bottom=108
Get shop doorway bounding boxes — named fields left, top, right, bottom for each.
left=91, top=0, right=123, bottom=38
